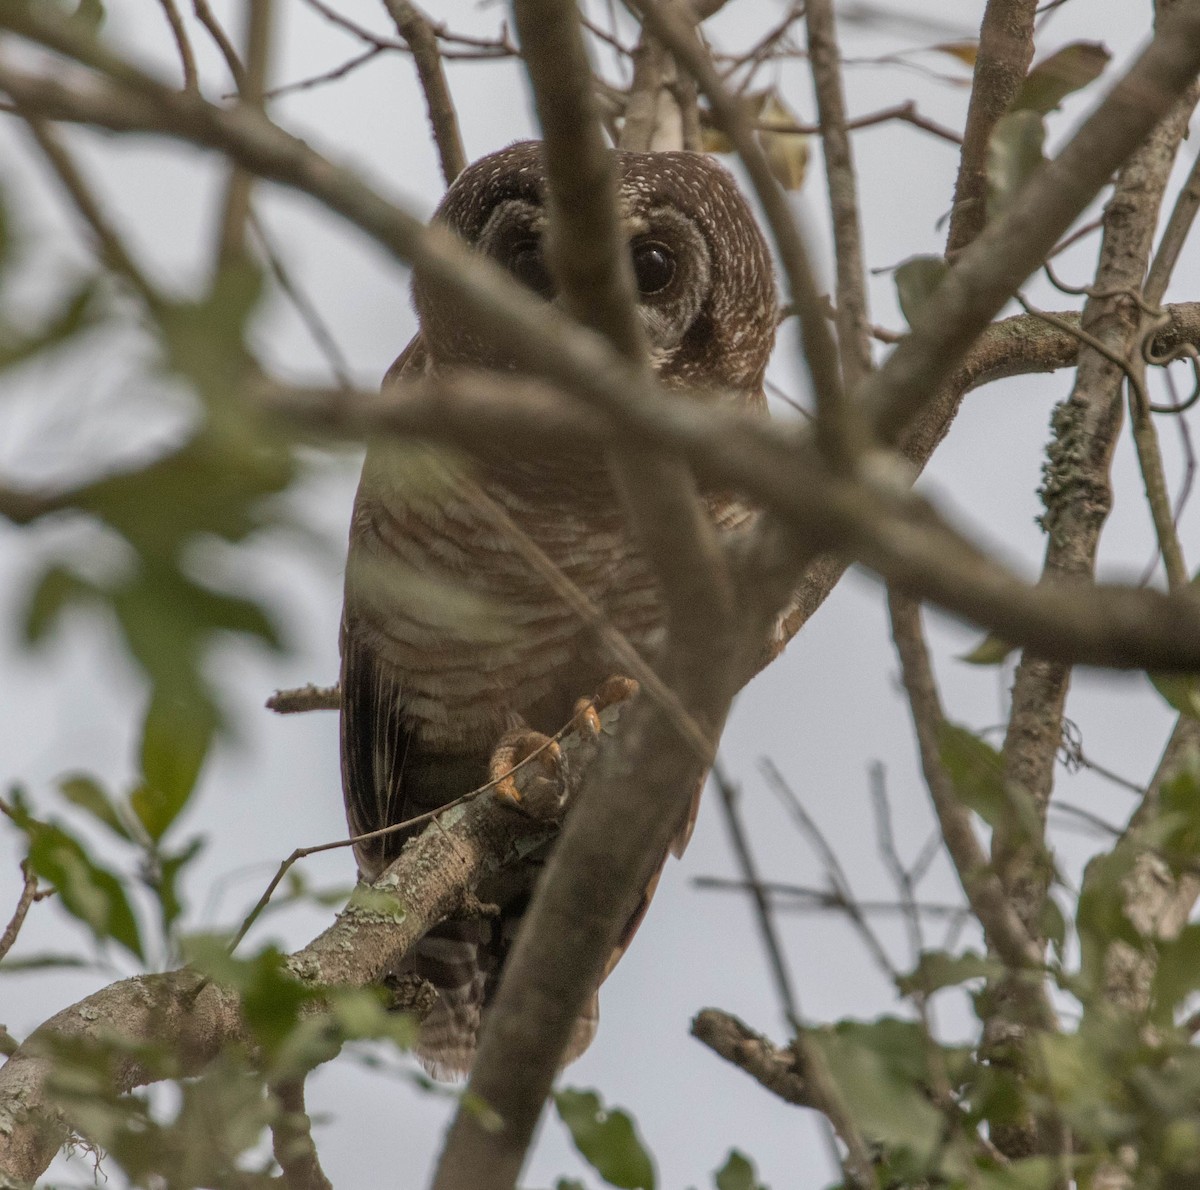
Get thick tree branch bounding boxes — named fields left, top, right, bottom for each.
left=999, top=77, right=1197, bottom=940
left=0, top=702, right=623, bottom=1184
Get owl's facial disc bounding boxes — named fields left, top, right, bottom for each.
left=475, top=197, right=709, bottom=362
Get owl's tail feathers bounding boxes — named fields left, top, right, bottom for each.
left=410, top=919, right=599, bottom=1080
left=412, top=920, right=491, bottom=1080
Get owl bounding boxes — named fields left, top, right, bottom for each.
left=340, top=140, right=777, bottom=1078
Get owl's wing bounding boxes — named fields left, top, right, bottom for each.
left=338, top=620, right=412, bottom=876
left=339, top=334, right=429, bottom=878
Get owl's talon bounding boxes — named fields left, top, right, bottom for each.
left=571, top=699, right=603, bottom=736
left=572, top=675, right=640, bottom=736
left=489, top=729, right=564, bottom=817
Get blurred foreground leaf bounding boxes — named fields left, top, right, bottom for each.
left=554, top=1088, right=656, bottom=1190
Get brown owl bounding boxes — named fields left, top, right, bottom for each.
left=340, top=140, right=776, bottom=1078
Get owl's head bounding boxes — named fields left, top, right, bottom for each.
left=413, top=141, right=777, bottom=404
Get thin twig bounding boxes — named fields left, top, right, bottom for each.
left=382, top=0, right=467, bottom=185
left=806, top=0, right=873, bottom=399
left=760, top=759, right=897, bottom=980
left=215, top=0, right=273, bottom=266
left=265, top=684, right=340, bottom=714
left=0, top=862, right=51, bottom=964
left=247, top=209, right=355, bottom=388
left=193, top=0, right=245, bottom=89
left=711, top=763, right=801, bottom=1026
left=156, top=0, right=198, bottom=91
left=20, top=116, right=161, bottom=308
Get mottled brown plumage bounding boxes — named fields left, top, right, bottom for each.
left=340, top=141, right=776, bottom=1077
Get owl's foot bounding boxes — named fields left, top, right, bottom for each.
left=572, top=674, right=641, bottom=736
left=489, top=728, right=565, bottom=819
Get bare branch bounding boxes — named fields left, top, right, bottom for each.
left=691, top=1008, right=813, bottom=1107
left=270, top=1078, right=333, bottom=1190
left=265, top=684, right=340, bottom=714
left=156, top=0, right=198, bottom=91
left=215, top=0, right=273, bottom=266
left=381, top=0, right=467, bottom=186
left=945, top=0, right=1038, bottom=254
left=711, top=764, right=801, bottom=1025
left=805, top=0, right=873, bottom=393
left=865, top=0, right=1200, bottom=447
left=887, top=593, right=1051, bottom=998
left=0, top=862, right=49, bottom=964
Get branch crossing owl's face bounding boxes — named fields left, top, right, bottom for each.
left=413, top=141, right=778, bottom=404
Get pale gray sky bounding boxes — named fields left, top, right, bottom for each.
left=0, top=2, right=1194, bottom=1186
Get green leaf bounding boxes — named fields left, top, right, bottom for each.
left=894, top=256, right=948, bottom=329
left=974, top=1157, right=1063, bottom=1190
left=959, top=632, right=1015, bottom=666
left=9, top=798, right=143, bottom=961
left=1014, top=42, right=1111, bottom=115
left=715, top=1150, right=767, bottom=1190
left=21, top=565, right=100, bottom=645
left=1157, top=757, right=1200, bottom=868
left=555, top=1181, right=589, bottom=1190
left=554, top=1089, right=656, bottom=1190
left=936, top=719, right=1041, bottom=839
left=0, top=189, right=10, bottom=276
left=1152, top=922, right=1200, bottom=1019
left=897, top=949, right=1001, bottom=996
left=59, top=774, right=132, bottom=841
left=805, top=1019, right=944, bottom=1162
left=153, top=837, right=205, bottom=938
left=987, top=110, right=1046, bottom=222
left=131, top=692, right=218, bottom=841
left=1075, top=845, right=1143, bottom=995
left=1040, top=894, right=1068, bottom=963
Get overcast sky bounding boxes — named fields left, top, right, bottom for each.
left=1, top=1, right=1196, bottom=1186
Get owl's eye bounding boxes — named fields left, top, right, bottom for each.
left=632, top=240, right=675, bottom=295
left=508, top=239, right=554, bottom=299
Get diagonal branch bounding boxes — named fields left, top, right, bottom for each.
left=382, top=0, right=467, bottom=186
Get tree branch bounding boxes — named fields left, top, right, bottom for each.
left=382, top=0, right=467, bottom=186
left=805, top=0, right=873, bottom=394
left=0, top=702, right=624, bottom=1183
left=690, top=1008, right=812, bottom=1108
left=944, top=0, right=1037, bottom=255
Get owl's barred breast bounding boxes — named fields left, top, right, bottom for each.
left=347, top=468, right=666, bottom=752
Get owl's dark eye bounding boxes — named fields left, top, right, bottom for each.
left=508, top=239, right=554, bottom=299
left=632, top=240, right=675, bottom=295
